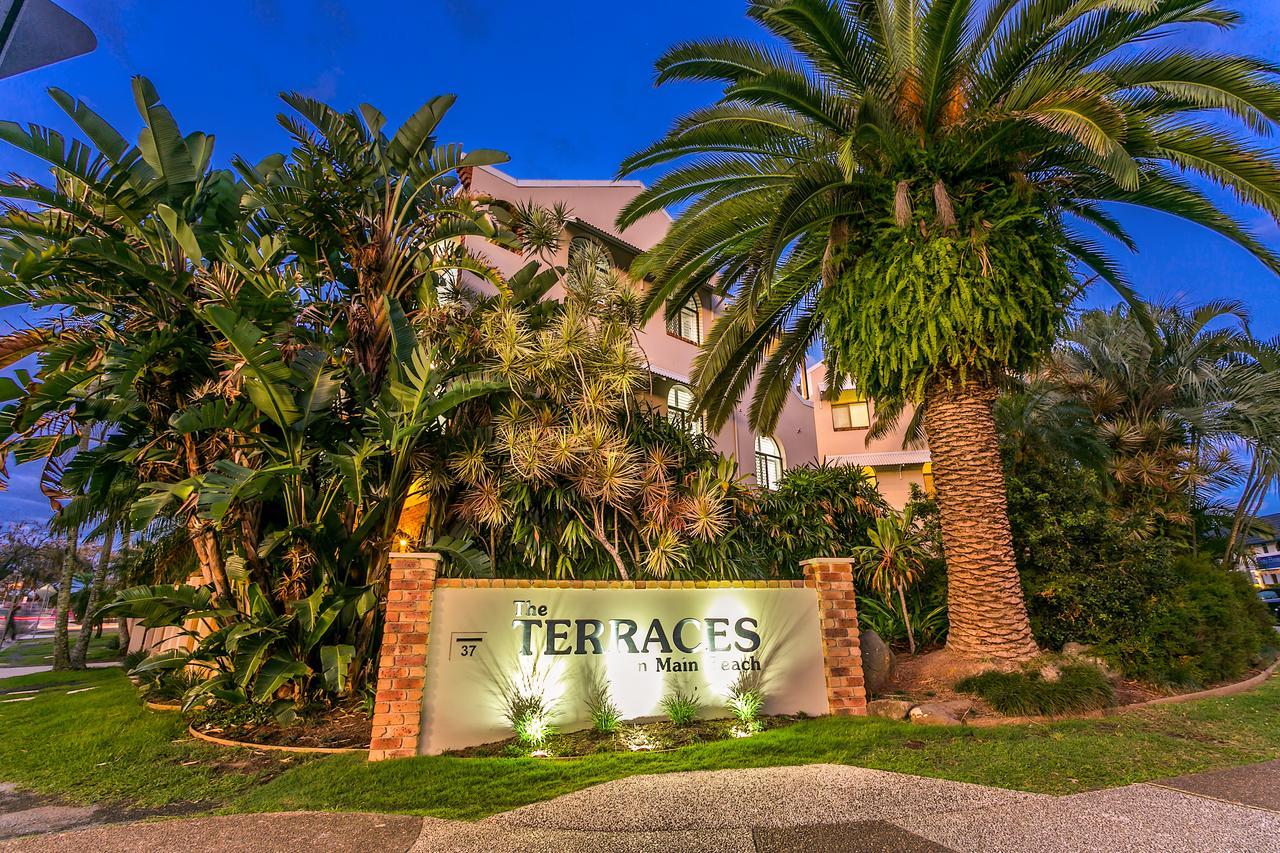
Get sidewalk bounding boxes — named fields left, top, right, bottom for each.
left=0, top=661, right=119, bottom=680
left=4, top=760, right=1278, bottom=852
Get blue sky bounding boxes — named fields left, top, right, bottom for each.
left=0, top=0, right=1278, bottom=519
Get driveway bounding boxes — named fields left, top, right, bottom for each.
left=4, top=760, right=1279, bottom=852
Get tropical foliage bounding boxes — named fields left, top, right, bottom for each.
left=850, top=506, right=931, bottom=653
left=1002, top=304, right=1280, bottom=684
left=618, top=0, right=1280, bottom=661
left=0, top=79, right=513, bottom=706
left=0, top=79, right=887, bottom=716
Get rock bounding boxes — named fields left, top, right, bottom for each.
left=934, top=698, right=974, bottom=716
left=859, top=629, right=896, bottom=695
left=867, top=699, right=915, bottom=720
left=1062, top=642, right=1091, bottom=657
left=908, top=702, right=963, bottom=726
left=1039, top=664, right=1062, bottom=682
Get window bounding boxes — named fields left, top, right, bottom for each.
left=667, top=296, right=701, bottom=343
left=922, top=462, right=934, bottom=496
left=861, top=466, right=878, bottom=487
left=831, top=399, right=870, bottom=430
left=568, top=236, right=613, bottom=277
left=796, top=367, right=810, bottom=400
left=755, top=435, right=784, bottom=490
left=666, top=384, right=702, bottom=435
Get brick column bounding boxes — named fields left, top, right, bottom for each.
left=368, top=552, right=439, bottom=761
left=801, top=557, right=868, bottom=716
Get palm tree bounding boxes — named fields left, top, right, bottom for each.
left=1049, top=302, right=1280, bottom=549
left=617, top=0, right=1280, bottom=661
left=0, top=78, right=253, bottom=600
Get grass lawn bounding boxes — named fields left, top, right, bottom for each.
left=0, top=632, right=120, bottom=668
left=1, top=667, right=1278, bottom=821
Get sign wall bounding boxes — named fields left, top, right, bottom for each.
left=419, top=583, right=829, bottom=754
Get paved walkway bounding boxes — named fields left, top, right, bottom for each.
left=3, top=761, right=1278, bottom=852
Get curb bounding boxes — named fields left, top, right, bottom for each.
left=1102, top=657, right=1280, bottom=714
left=888, top=658, right=1278, bottom=727
left=144, top=700, right=182, bottom=712
left=187, top=724, right=367, bottom=755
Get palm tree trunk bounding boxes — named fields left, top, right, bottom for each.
left=181, top=435, right=231, bottom=600
left=922, top=378, right=1038, bottom=662
left=51, top=534, right=78, bottom=670
left=71, top=526, right=115, bottom=668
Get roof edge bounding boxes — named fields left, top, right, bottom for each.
left=480, top=165, right=646, bottom=189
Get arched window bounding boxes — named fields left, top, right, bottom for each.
left=922, top=462, right=934, bottom=496
left=667, top=384, right=702, bottom=435
left=666, top=296, right=702, bottom=343
left=755, top=435, right=784, bottom=490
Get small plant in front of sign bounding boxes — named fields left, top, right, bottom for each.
left=621, top=725, right=659, bottom=751
left=585, top=678, right=622, bottom=735
left=726, top=670, right=765, bottom=736
left=660, top=687, right=702, bottom=727
left=504, top=691, right=556, bottom=750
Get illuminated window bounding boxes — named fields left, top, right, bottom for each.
left=861, top=466, right=878, bottom=487
left=666, top=384, right=702, bottom=435
left=831, top=400, right=870, bottom=430
left=667, top=296, right=701, bottom=343
left=755, top=435, right=784, bottom=490
left=922, top=462, right=934, bottom=496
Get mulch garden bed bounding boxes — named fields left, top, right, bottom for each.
left=446, top=715, right=805, bottom=758
left=881, top=647, right=1275, bottom=721
left=191, top=703, right=372, bottom=751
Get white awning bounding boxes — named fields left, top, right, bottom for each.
left=648, top=364, right=691, bottom=386
left=826, top=450, right=931, bottom=467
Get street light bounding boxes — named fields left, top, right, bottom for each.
left=0, top=0, right=95, bottom=80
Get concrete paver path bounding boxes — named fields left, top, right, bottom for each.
left=5, top=761, right=1279, bottom=852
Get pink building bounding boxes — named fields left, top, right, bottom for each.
left=804, top=363, right=932, bottom=507
left=459, top=167, right=929, bottom=503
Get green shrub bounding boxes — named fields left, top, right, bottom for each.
left=1006, top=453, right=1274, bottom=687
left=503, top=692, right=555, bottom=748
left=660, top=688, right=701, bottom=726
left=584, top=680, right=622, bottom=735
left=1101, top=556, right=1275, bottom=687
left=749, top=463, right=887, bottom=576
left=726, top=671, right=765, bottom=733
left=957, top=664, right=1114, bottom=716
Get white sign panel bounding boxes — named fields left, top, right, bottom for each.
left=420, top=585, right=829, bottom=754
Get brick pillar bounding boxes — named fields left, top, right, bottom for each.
left=801, top=557, right=868, bottom=716
left=368, top=552, right=439, bottom=761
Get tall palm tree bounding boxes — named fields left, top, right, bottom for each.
left=0, top=78, right=251, bottom=600
left=617, top=0, right=1280, bottom=660
left=1050, top=302, right=1280, bottom=546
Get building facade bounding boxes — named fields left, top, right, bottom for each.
left=461, top=167, right=820, bottom=485
left=804, top=362, right=932, bottom=507
left=414, top=166, right=934, bottom=506
left=1243, top=512, right=1280, bottom=586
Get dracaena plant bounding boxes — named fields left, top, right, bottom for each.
left=426, top=230, right=764, bottom=581
left=618, top=0, right=1280, bottom=661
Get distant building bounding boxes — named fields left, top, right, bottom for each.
left=803, top=362, right=932, bottom=507
left=1243, top=512, right=1280, bottom=586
